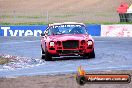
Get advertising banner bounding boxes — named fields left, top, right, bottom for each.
left=86, top=24, right=101, bottom=36
left=0, top=26, right=48, bottom=36
left=101, top=25, right=132, bottom=37
left=0, top=25, right=101, bottom=36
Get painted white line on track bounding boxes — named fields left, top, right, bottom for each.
left=0, top=40, right=40, bottom=44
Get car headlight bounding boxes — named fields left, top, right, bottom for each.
left=87, top=41, right=93, bottom=46
left=49, top=42, right=54, bottom=46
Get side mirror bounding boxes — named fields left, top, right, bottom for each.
left=41, top=33, right=45, bottom=36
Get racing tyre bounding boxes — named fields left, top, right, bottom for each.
left=89, top=49, right=95, bottom=58
left=41, top=45, right=45, bottom=60
left=83, top=49, right=95, bottom=59
left=45, top=49, right=53, bottom=61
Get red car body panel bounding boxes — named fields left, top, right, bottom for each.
left=41, top=23, right=94, bottom=57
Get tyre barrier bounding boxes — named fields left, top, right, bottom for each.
left=119, top=13, right=132, bottom=22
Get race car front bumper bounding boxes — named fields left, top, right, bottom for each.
left=47, top=40, right=94, bottom=56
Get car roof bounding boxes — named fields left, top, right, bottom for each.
left=49, top=22, right=85, bottom=26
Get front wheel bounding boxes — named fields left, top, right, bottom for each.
left=83, top=49, right=95, bottom=59
left=45, top=49, right=53, bottom=61
left=88, top=49, right=95, bottom=58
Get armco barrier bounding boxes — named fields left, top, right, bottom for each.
left=0, top=25, right=101, bottom=36
left=101, top=25, right=132, bottom=37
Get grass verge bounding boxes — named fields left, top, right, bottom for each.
left=0, top=15, right=46, bottom=19
left=0, top=22, right=132, bottom=25
left=0, top=22, right=51, bottom=25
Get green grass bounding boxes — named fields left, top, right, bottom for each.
left=54, top=14, right=75, bottom=18
left=0, top=21, right=132, bottom=25
left=84, top=21, right=132, bottom=25
left=0, top=22, right=51, bottom=25
left=95, top=13, right=116, bottom=17
left=1, top=14, right=75, bottom=19
left=18, top=16, right=46, bottom=19
left=0, top=15, right=46, bottom=19
left=1, top=15, right=13, bottom=18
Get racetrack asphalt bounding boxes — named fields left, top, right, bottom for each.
left=0, top=37, right=132, bottom=77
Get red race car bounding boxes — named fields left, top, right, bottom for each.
left=41, top=22, right=95, bottom=61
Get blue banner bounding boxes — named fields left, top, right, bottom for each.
left=86, top=24, right=101, bottom=36
left=0, top=26, right=48, bottom=36
left=0, top=25, right=101, bottom=36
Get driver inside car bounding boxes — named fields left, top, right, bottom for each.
left=51, top=27, right=61, bottom=35
left=70, top=27, right=82, bottom=34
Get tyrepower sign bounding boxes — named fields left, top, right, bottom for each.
left=101, top=25, right=132, bottom=37
left=0, top=26, right=47, bottom=36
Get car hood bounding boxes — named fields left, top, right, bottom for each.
left=48, top=34, right=90, bottom=41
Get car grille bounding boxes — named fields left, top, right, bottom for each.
left=57, top=50, right=79, bottom=54
left=62, top=40, right=79, bottom=49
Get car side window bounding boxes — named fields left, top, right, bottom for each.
left=47, top=27, right=52, bottom=36
left=47, top=27, right=54, bottom=36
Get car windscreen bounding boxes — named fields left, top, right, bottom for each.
left=48, top=24, right=88, bottom=35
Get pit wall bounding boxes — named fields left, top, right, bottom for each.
left=0, top=24, right=132, bottom=37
